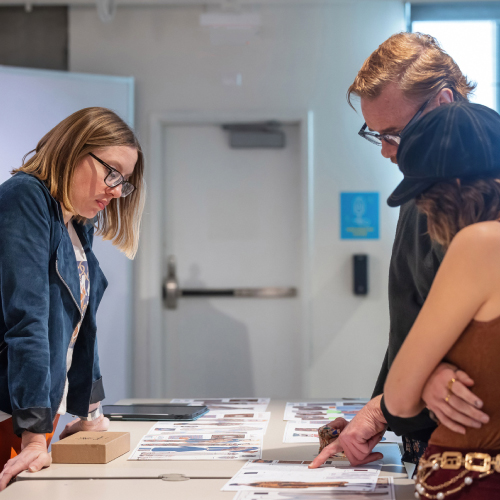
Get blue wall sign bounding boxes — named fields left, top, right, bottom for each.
left=340, top=192, right=379, bottom=239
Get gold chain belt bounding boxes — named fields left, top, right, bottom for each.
left=416, top=451, right=500, bottom=499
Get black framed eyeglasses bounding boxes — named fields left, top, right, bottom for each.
left=89, top=152, right=136, bottom=198
left=358, top=97, right=432, bottom=147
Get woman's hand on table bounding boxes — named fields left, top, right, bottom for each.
left=0, top=431, right=50, bottom=491
left=59, top=414, right=110, bottom=440
left=422, top=362, right=489, bottom=435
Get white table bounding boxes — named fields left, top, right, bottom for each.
left=2, top=479, right=232, bottom=500
left=15, top=399, right=415, bottom=499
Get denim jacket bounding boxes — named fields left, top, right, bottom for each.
left=0, top=173, right=107, bottom=436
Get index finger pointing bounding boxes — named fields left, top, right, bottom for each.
left=309, top=440, right=343, bottom=469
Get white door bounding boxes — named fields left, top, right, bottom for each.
left=162, top=122, right=305, bottom=398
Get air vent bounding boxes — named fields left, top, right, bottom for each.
left=221, top=121, right=285, bottom=149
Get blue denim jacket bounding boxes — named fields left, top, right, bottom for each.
left=0, top=173, right=108, bottom=436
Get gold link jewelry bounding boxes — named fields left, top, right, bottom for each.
left=447, top=378, right=456, bottom=391
left=444, top=377, right=456, bottom=404
left=415, top=451, right=499, bottom=499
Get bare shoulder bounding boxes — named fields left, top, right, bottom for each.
left=448, top=221, right=500, bottom=262
left=453, top=220, right=500, bottom=244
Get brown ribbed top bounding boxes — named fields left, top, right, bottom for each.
left=430, top=314, right=500, bottom=449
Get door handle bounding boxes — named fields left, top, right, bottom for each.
left=163, top=256, right=297, bottom=310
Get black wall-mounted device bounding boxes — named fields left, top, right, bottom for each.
left=353, top=254, right=368, bottom=295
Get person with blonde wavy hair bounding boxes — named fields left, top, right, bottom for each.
left=311, top=32, right=488, bottom=470
left=0, top=107, right=145, bottom=489
left=384, top=101, right=500, bottom=499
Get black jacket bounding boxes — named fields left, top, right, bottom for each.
left=373, top=200, right=444, bottom=441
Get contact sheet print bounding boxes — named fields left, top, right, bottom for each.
left=128, top=400, right=271, bottom=461
left=284, top=402, right=367, bottom=422
left=283, top=420, right=401, bottom=445
left=231, top=477, right=395, bottom=500
left=283, top=401, right=401, bottom=444
left=198, top=412, right=271, bottom=433
left=144, top=415, right=270, bottom=435
left=128, top=432, right=263, bottom=461
left=222, top=460, right=381, bottom=493
left=171, top=398, right=270, bottom=413
left=283, top=421, right=322, bottom=444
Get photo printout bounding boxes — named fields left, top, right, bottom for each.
left=222, top=460, right=381, bottom=492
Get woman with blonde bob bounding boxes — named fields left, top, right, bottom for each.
left=0, top=107, right=145, bottom=489
left=384, top=101, right=500, bottom=498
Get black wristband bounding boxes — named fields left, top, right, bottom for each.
left=380, top=395, right=437, bottom=437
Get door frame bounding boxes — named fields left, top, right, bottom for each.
left=133, top=110, right=315, bottom=398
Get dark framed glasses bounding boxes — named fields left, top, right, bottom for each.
left=358, top=97, right=432, bottom=147
left=89, top=152, right=136, bottom=198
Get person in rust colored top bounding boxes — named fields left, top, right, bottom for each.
left=384, top=101, right=500, bottom=499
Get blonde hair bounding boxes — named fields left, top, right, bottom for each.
left=348, top=32, right=476, bottom=108
left=416, top=179, right=500, bottom=249
left=13, top=107, right=145, bottom=259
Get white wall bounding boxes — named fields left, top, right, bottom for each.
left=69, top=1, right=405, bottom=398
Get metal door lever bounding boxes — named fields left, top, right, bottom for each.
left=163, top=256, right=297, bottom=310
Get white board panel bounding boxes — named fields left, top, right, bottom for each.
left=0, top=65, right=134, bottom=183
